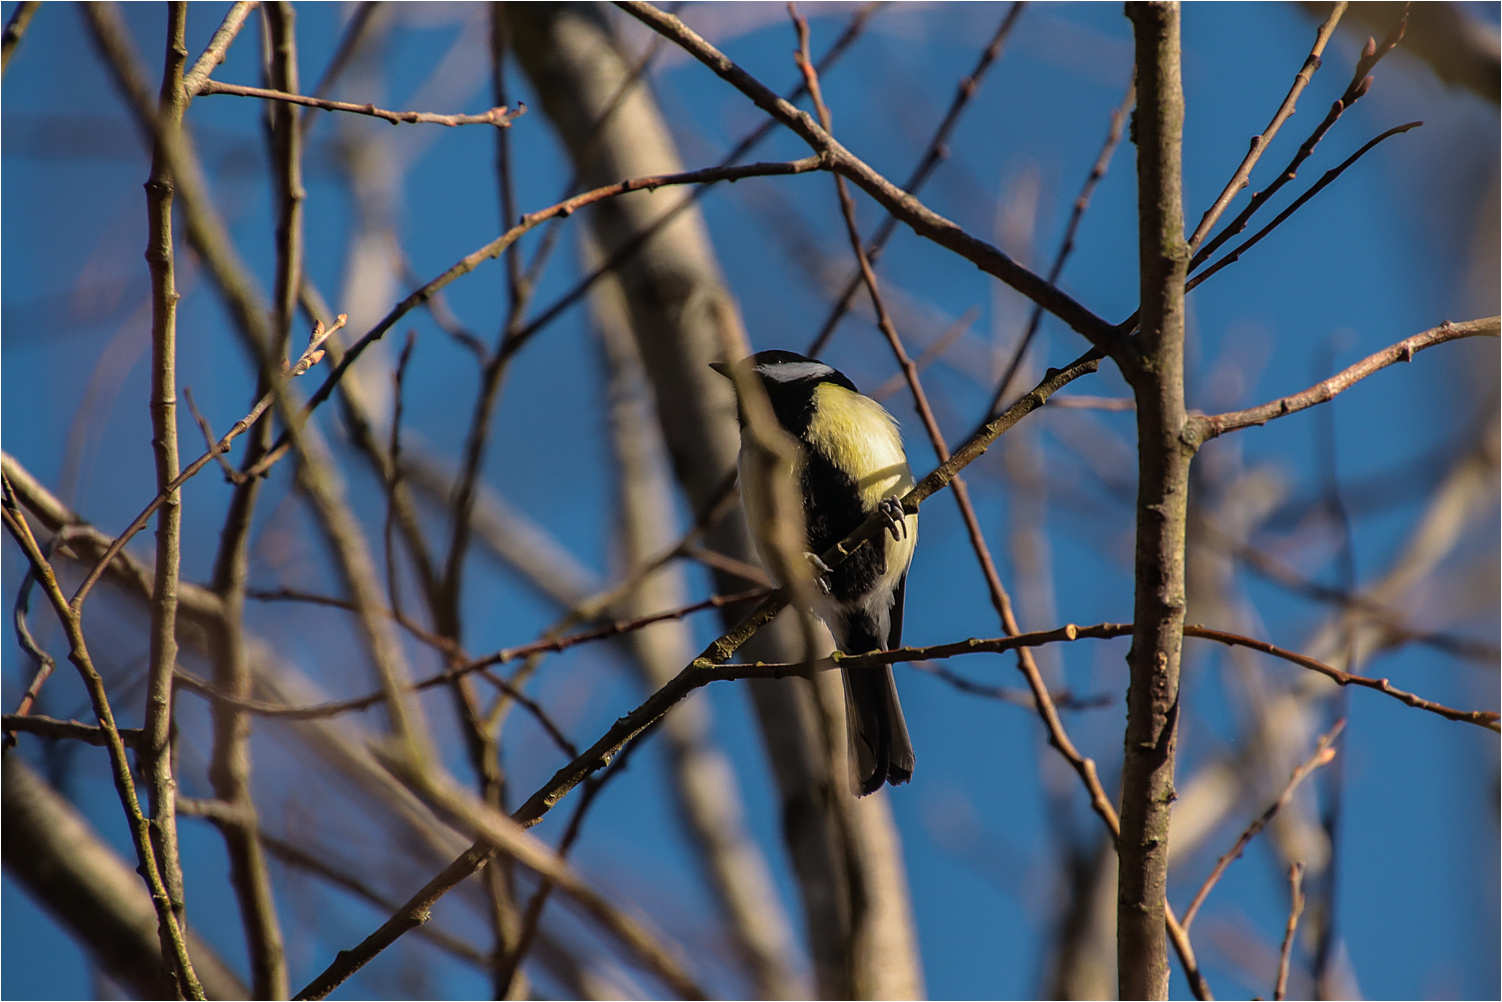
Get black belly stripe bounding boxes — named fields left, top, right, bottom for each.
left=801, top=448, right=885, bottom=605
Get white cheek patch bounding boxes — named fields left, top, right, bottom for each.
left=758, top=361, right=836, bottom=383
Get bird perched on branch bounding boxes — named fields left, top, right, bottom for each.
left=712, top=350, right=917, bottom=795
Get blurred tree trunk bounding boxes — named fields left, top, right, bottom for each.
left=592, top=242, right=804, bottom=999
left=507, top=4, right=923, bottom=997
left=2, top=755, right=249, bottom=1001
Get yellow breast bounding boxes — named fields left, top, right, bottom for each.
left=805, top=382, right=916, bottom=509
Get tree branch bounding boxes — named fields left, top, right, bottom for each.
left=1119, top=5, right=1190, bottom=998
left=1187, top=317, right=1500, bottom=445
left=614, top=0, right=1120, bottom=352
left=197, top=78, right=525, bottom=127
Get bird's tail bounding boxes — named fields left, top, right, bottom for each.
left=840, top=620, right=915, bottom=796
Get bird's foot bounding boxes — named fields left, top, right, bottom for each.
left=877, top=496, right=908, bottom=541
left=804, top=551, right=834, bottom=594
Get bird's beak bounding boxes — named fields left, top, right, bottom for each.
left=708, top=361, right=731, bottom=379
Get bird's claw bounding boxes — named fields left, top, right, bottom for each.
left=804, top=551, right=834, bottom=594
left=877, top=496, right=908, bottom=542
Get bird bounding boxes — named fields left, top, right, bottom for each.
left=711, top=349, right=917, bottom=795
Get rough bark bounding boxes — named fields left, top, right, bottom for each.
left=1118, top=4, right=1191, bottom=999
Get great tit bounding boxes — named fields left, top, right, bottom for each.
left=712, top=350, right=917, bottom=795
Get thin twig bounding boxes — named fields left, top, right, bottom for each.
left=295, top=765, right=707, bottom=1001
left=182, top=1, right=259, bottom=97
left=245, top=156, right=829, bottom=479
left=1180, top=721, right=1345, bottom=930
left=1188, top=8, right=1408, bottom=272
left=616, top=0, right=1118, bottom=352
left=870, top=306, right=980, bottom=401
left=1274, top=863, right=1307, bottom=1000
left=2, top=713, right=145, bottom=747
left=268, top=349, right=1098, bottom=987
left=794, top=7, right=1123, bottom=851
left=384, top=330, right=418, bottom=623
left=910, top=660, right=1113, bottom=711
left=0, top=0, right=40, bottom=75
left=256, top=831, right=493, bottom=967
left=1187, top=317, right=1499, bottom=445
left=502, top=3, right=885, bottom=371
left=1186, top=2, right=1347, bottom=254
left=494, top=733, right=646, bottom=995
left=197, top=78, right=525, bottom=127
left=7, top=542, right=57, bottom=737
left=981, top=74, right=1135, bottom=425
left=1181, top=625, right=1497, bottom=729
left=186, top=587, right=774, bottom=722
left=1186, top=121, right=1421, bottom=294
left=806, top=1, right=1027, bottom=356
left=0, top=475, right=202, bottom=999
left=182, top=387, right=239, bottom=480
left=67, top=316, right=342, bottom=610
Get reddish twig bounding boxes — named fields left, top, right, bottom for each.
left=1187, top=2, right=1348, bottom=254
left=1185, top=121, right=1422, bottom=294
left=616, top=0, right=1118, bottom=351
left=7, top=543, right=57, bottom=738
left=1187, top=317, right=1499, bottom=445
left=197, top=78, right=525, bottom=127
left=981, top=74, right=1135, bottom=425
left=807, top=1, right=1026, bottom=356
left=67, top=316, right=342, bottom=611
left=1275, top=863, right=1307, bottom=1000
left=1180, top=720, right=1345, bottom=930
left=244, top=156, right=828, bottom=479
left=1188, top=8, right=1408, bottom=272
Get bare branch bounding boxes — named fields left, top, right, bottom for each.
left=246, top=155, right=828, bottom=478
left=294, top=767, right=707, bottom=1001
left=1187, top=2, right=1347, bottom=253
left=3, top=713, right=145, bottom=748
left=614, top=0, right=1120, bottom=351
left=1188, top=5, right=1408, bottom=271
left=807, top=1, right=1027, bottom=356
left=0, top=475, right=202, bottom=999
left=197, top=78, right=526, bottom=127
left=1186, top=121, right=1422, bottom=293
left=0, top=0, right=40, bottom=75
left=181, top=1, right=258, bottom=97
left=1275, top=863, right=1307, bottom=1000
left=67, top=317, right=342, bottom=610
left=1181, top=721, right=1345, bottom=930
left=142, top=9, right=191, bottom=985
left=1187, top=317, right=1499, bottom=445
